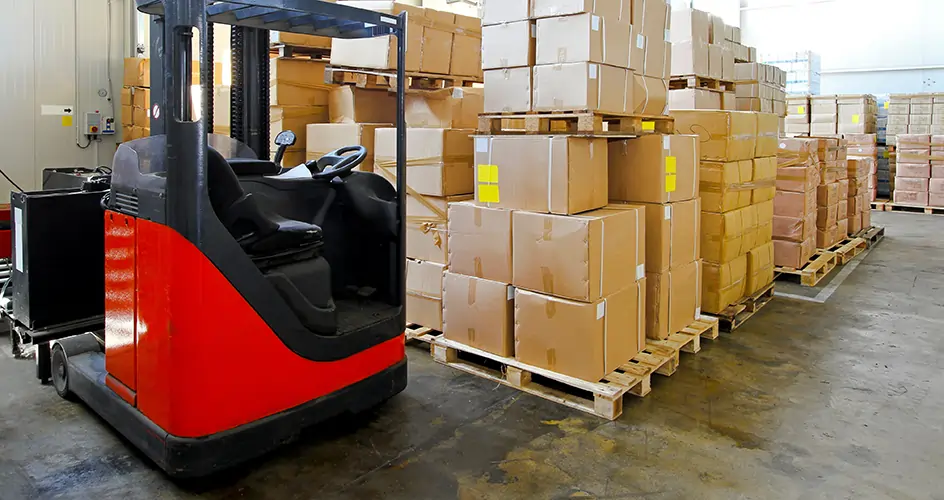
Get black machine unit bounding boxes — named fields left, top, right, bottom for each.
left=42, top=168, right=106, bottom=190
left=10, top=189, right=106, bottom=330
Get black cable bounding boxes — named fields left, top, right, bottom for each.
left=76, top=136, right=92, bottom=149
left=0, top=168, right=24, bottom=193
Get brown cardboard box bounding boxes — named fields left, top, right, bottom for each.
left=132, top=88, right=150, bottom=110
left=536, top=14, right=631, bottom=68
left=484, top=68, right=532, bottom=113
left=668, top=88, right=721, bottom=110
left=741, top=204, right=759, bottom=251
left=331, top=2, right=423, bottom=71
left=483, top=0, right=530, bottom=25
left=708, top=44, right=723, bottom=80
left=816, top=203, right=838, bottom=229
left=848, top=213, right=862, bottom=234
left=132, top=107, right=149, bottom=127
left=407, top=192, right=471, bottom=264
left=895, top=163, right=931, bottom=179
left=482, top=21, right=535, bottom=70
left=633, top=0, right=668, bottom=37
left=121, top=105, right=133, bottom=126
left=837, top=218, right=848, bottom=237
left=894, top=190, right=928, bottom=206
left=702, top=255, right=747, bottom=314
left=646, top=259, right=700, bottom=340
left=474, top=136, right=607, bottom=214
left=374, top=128, right=474, bottom=197
left=633, top=74, right=668, bottom=115
left=816, top=225, right=839, bottom=249
left=635, top=199, right=700, bottom=273
left=817, top=183, right=840, bottom=207
left=305, top=124, right=388, bottom=172
left=671, top=110, right=757, bottom=161
left=930, top=178, right=944, bottom=193
left=896, top=177, right=930, bottom=192
left=452, top=17, right=483, bottom=78
left=756, top=200, right=774, bottom=244
left=746, top=242, right=774, bottom=295
left=700, top=160, right=752, bottom=212
left=532, top=0, right=632, bottom=21
left=329, top=87, right=397, bottom=124
left=773, top=213, right=816, bottom=243
left=447, top=202, right=513, bottom=283
left=643, top=38, right=670, bottom=80
left=702, top=208, right=748, bottom=264
left=709, top=14, right=724, bottom=44
left=405, top=88, right=483, bottom=129
left=774, top=190, right=816, bottom=218
left=421, top=10, right=456, bottom=74
left=776, top=165, right=819, bottom=193
left=120, top=87, right=132, bottom=107
left=121, top=125, right=133, bottom=142
left=270, top=58, right=331, bottom=107
left=930, top=193, right=944, bottom=207
left=669, top=8, right=710, bottom=44
left=608, top=134, right=699, bottom=204
left=722, top=91, right=736, bottom=111
left=123, top=58, right=149, bottom=87
left=861, top=207, right=871, bottom=228
left=406, top=259, right=445, bottom=330
left=443, top=273, right=515, bottom=357
left=514, top=282, right=643, bottom=382
left=774, top=237, right=814, bottom=268
left=512, top=205, right=644, bottom=302
left=752, top=156, right=777, bottom=204
left=130, top=126, right=149, bottom=140
left=270, top=105, right=329, bottom=156
left=755, top=113, right=779, bottom=157
left=670, top=40, right=709, bottom=78
left=533, top=63, right=629, bottom=114
left=271, top=32, right=331, bottom=50
left=721, top=46, right=735, bottom=81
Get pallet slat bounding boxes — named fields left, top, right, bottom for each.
left=477, top=112, right=674, bottom=136
left=775, top=250, right=838, bottom=287
left=854, top=225, right=885, bottom=248
left=827, top=237, right=867, bottom=265
left=669, top=75, right=736, bottom=92
left=878, top=203, right=944, bottom=216
left=324, top=65, right=481, bottom=91
left=707, top=283, right=775, bottom=332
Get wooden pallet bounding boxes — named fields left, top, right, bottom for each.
left=870, top=200, right=890, bottom=211
left=775, top=250, right=838, bottom=287
left=826, top=237, right=868, bottom=265
left=477, top=112, right=674, bottom=136
left=669, top=75, right=736, bottom=92
left=413, top=316, right=719, bottom=420
left=270, top=44, right=330, bottom=60
left=707, top=283, right=775, bottom=333
left=854, top=225, right=886, bottom=248
left=324, top=65, right=481, bottom=91
left=880, top=203, right=944, bottom=216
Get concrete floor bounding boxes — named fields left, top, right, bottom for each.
left=2, top=211, right=944, bottom=500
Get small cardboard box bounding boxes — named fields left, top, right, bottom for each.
left=474, top=135, right=608, bottom=215
left=123, top=58, right=149, bottom=87
left=930, top=178, right=944, bottom=194
left=702, top=208, right=749, bottom=264
left=700, top=160, right=753, bottom=213
left=132, top=88, right=150, bottom=110
left=773, top=213, right=816, bottom=243
left=668, top=88, right=721, bottom=110
left=533, top=63, right=629, bottom=114
left=483, top=21, right=535, bottom=70
left=443, top=273, right=515, bottom=357
left=406, top=194, right=471, bottom=264
left=512, top=205, right=645, bottom=302
left=405, top=87, right=483, bottom=129
left=635, top=199, right=701, bottom=273
left=721, top=46, right=735, bottom=81
left=120, top=87, right=132, bottom=107
left=483, top=0, right=530, bottom=25
left=930, top=193, right=944, bottom=207
left=774, top=237, right=815, bottom=269
left=816, top=224, right=840, bottom=249
left=132, top=107, right=150, bottom=127
left=531, top=0, right=632, bottom=22
left=817, top=182, right=840, bottom=207
left=669, top=8, right=710, bottom=44
left=331, top=3, right=423, bottom=71
left=746, top=242, right=774, bottom=295
left=406, top=259, right=445, bottom=330
left=329, top=87, right=397, bottom=124
left=608, top=134, right=699, bottom=204
left=374, top=128, right=474, bottom=196
left=671, top=110, right=757, bottom=161
left=633, top=74, right=669, bottom=115
left=702, top=255, right=747, bottom=314
left=484, top=67, right=533, bottom=113
left=816, top=203, right=838, bottom=230
left=420, top=10, right=456, bottom=75
left=646, top=259, right=700, bottom=340
left=755, top=113, right=780, bottom=157
left=514, top=282, right=644, bottom=383
left=752, top=156, right=777, bottom=204
left=451, top=16, right=483, bottom=78
left=708, top=44, right=723, bottom=80
left=536, top=14, right=631, bottom=68
left=670, top=40, right=708, bottom=78
left=448, top=202, right=513, bottom=283
left=837, top=199, right=849, bottom=220
left=306, top=123, right=388, bottom=172
left=848, top=213, right=862, bottom=234
left=722, top=91, right=736, bottom=111
left=774, top=190, right=816, bottom=218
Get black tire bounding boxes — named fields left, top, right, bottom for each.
left=51, top=344, right=73, bottom=400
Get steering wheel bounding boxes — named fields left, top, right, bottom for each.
left=304, top=145, right=368, bottom=180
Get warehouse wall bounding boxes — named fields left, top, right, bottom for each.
left=740, top=0, right=944, bottom=95
left=0, top=0, right=128, bottom=198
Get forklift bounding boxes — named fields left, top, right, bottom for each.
left=7, top=0, right=409, bottom=477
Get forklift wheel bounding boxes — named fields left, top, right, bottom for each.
left=51, top=344, right=74, bottom=400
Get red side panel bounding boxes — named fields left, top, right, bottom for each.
left=134, top=219, right=405, bottom=438
left=104, top=211, right=137, bottom=393
left=0, top=203, right=11, bottom=260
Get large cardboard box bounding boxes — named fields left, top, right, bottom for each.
left=669, top=8, right=710, bottom=44
left=700, top=160, right=753, bottom=212
left=331, top=2, right=423, bottom=71
left=668, top=88, right=721, bottom=110
left=746, top=242, right=774, bottom=295
left=608, top=134, right=699, bottom=204
left=374, top=128, right=474, bottom=196
left=305, top=123, right=388, bottom=172
left=702, top=255, right=747, bottom=314
left=817, top=182, right=840, bottom=207
left=475, top=136, right=607, bottom=214
left=531, top=0, right=632, bottom=21
left=896, top=177, right=930, bottom=192
left=329, top=87, right=397, bottom=124
left=483, top=0, right=530, bottom=25
left=774, top=190, right=816, bottom=218
left=132, top=107, right=150, bottom=128
left=453, top=16, right=484, bottom=78
left=270, top=106, right=328, bottom=156
left=482, top=21, right=535, bottom=70
left=721, top=46, right=735, bottom=81
left=448, top=202, right=513, bottom=283
left=755, top=113, right=780, bottom=157
left=671, top=41, right=709, bottom=78
left=536, top=14, right=631, bottom=68
left=633, top=74, right=668, bottom=115
left=643, top=38, right=671, bottom=80
left=702, top=208, right=749, bottom=264
left=406, top=259, right=445, bottom=330
left=752, top=156, right=778, bottom=203
left=816, top=225, right=839, bottom=249
left=512, top=206, right=644, bottom=302
left=533, top=63, right=629, bottom=114
left=894, top=190, right=928, bottom=206
left=123, top=58, right=150, bottom=87
left=420, top=10, right=457, bottom=74
left=270, top=58, right=331, bottom=107
left=635, top=199, right=700, bottom=273
left=405, top=88, right=483, bottom=129
left=816, top=203, right=838, bottom=230
left=443, top=273, right=515, bottom=357
left=897, top=163, right=931, bottom=178
left=514, top=282, right=643, bottom=382
left=407, top=194, right=470, bottom=263
left=646, top=259, right=701, bottom=340
left=670, top=110, right=757, bottom=161
left=484, top=68, right=532, bottom=113
left=773, top=213, right=816, bottom=243
left=774, top=237, right=815, bottom=268
left=708, top=44, right=723, bottom=80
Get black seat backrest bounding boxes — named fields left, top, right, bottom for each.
left=207, top=147, right=281, bottom=243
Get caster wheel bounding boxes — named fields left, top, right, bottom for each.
left=51, top=344, right=74, bottom=400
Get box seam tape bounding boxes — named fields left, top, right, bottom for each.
left=547, top=137, right=554, bottom=212
left=599, top=218, right=605, bottom=299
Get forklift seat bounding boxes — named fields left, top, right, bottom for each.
left=207, top=147, right=323, bottom=257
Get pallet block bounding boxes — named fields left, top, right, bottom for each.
left=707, top=283, right=775, bottom=332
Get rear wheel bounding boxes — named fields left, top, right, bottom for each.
left=51, top=344, right=73, bottom=400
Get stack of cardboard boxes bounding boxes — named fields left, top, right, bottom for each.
left=886, top=94, right=910, bottom=141
left=670, top=110, right=776, bottom=312
left=935, top=96, right=944, bottom=135
left=811, top=137, right=847, bottom=248
left=734, top=62, right=786, bottom=118
left=785, top=95, right=810, bottom=136
left=668, top=8, right=734, bottom=111
left=773, top=138, right=818, bottom=268
left=122, top=58, right=151, bottom=142
left=837, top=95, right=877, bottom=135
left=810, top=95, right=838, bottom=136
left=482, top=0, right=671, bottom=116
left=846, top=157, right=871, bottom=235
left=932, top=136, right=944, bottom=207
left=718, top=19, right=754, bottom=64
left=894, top=134, right=932, bottom=207
left=844, top=133, right=879, bottom=207
left=270, top=58, right=335, bottom=165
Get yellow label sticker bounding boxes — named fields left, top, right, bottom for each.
left=478, top=184, right=500, bottom=203
left=477, top=165, right=498, bottom=183
left=884, top=101, right=889, bottom=109
left=642, top=121, right=655, bottom=131
left=61, top=115, right=73, bottom=127
left=665, top=174, right=677, bottom=193
left=852, top=114, right=860, bottom=124
left=798, top=106, right=805, bottom=115
left=665, top=156, right=677, bottom=174
left=884, top=151, right=890, bottom=158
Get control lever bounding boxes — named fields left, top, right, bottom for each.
left=273, top=130, right=297, bottom=166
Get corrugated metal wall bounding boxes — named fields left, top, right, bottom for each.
left=0, top=0, right=127, bottom=199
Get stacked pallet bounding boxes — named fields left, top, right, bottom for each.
left=810, top=137, right=848, bottom=248
left=785, top=95, right=810, bottom=136
left=894, top=134, right=932, bottom=207
left=844, top=134, right=879, bottom=206
left=773, top=138, right=819, bottom=269
left=846, top=157, right=871, bottom=235
left=667, top=8, right=733, bottom=110
left=670, top=110, right=776, bottom=319
left=734, top=62, right=786, bottom=118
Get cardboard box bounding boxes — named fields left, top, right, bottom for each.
left=514, top=282, right=643, bottom=382
left=816, top=225, right=839, bottom=249
left=406, top=259, right=445, bottom=330
left=837, top=198, right=848, bottom=220
left=836, top=217, right=848, bottom=237
left=752, top=156, right=777, bottom=203
left=888, top=115, right=910, bottom=126
left=448, top=202, right=513, bottom=283
left=702, top=255, right=747, bottom=314
left=443, top=273, right=515, bottom=357
left=669, top=8, right=710, bottom=44
left=721, top=46, right=735, bottom=82
left=668, top=88, right=721, bottom=110
left=709, top=15, right=724, bottom=44
left=130, top=126, right=149, bottom=140
left=811, top=123, right=838, bottom=135
left=483, top=0, right=530, bottom=25
left=123, top=58, right=149, bottom=87
left=305, top=123, right=387, bottom=172
left=773, top=213, right=816, bottom=243
left=121, top=105, right=133, bottom=126
left=816, top=203, right=838, bottom=229
left=911, top=114, right=932, bottom=126
left=533, top=63, right=629, bottom=114
left=894, top=190, right=928, bottom=206
left=512, top=205, right=644, bottom=302
left=635, top=199, right=700, bottom=273
left=120, top=87, right=132, bottom=106
left=646, top=260, right=700, bottom=340
left=909, top=125, right=932, bottom=135
left=708, top=44, right=723, bottom=80
left=774, top=190, right=816, bottom=218
left=405, top=87, right=483, bottom=129
left=484, top=68, right=532, bottom=113
left=896, top=177, right=930, bottom=192
left=746, top=242, right=774, bottom=295
left=331, top=2, right=423, bottom=71
left=131, top=88, right=150, bottom=110
left=643, top=38, right=670, bottom=80
left=861, top=208, right=871, bottom=229
left=452, top=15, right=484, bottom=78
left=773, top=237, right=814, bottom=269
left=897, top=163, right=931, bottom=178
left=671, top=110, right=757, bottom=161
left=930, top=178, right=944, bottom=194
left=531, top=0, right=632, bottom=21
left=848, top=214, right=862, bottom=234
left=930, top=193, right=944, bottom=207
left=133, top=107, right=150, bottom=127
left=407, top=194, right=470, bottom=263
left=536, top=14, right=631, bottom=68
left=483, top=21, right=534, bottom=70
left=270, top=58, right=331, bottom=107
left=700, top=160, right=753, bottom=212
left=633, top=74, right=668, bottom=115
left=722, top=91, right=736, bottom=111
left=755, top=113, right=780, bottom=157
left=329, top=86, right=397, bottom=124
left=608, top=134, right=699, bottom=204
left=702, top=207, right=750, bottom=263
left=474, top=135, right=607, bottom=214
left=121, top=124, right=134, bottom=142
left=671, top=40, right=709, bottom=78
left=374, top=128, right=474, bottom=196
left=817, top=182, right=840, bottom=207
left=420, top=10, right=456, bottom=74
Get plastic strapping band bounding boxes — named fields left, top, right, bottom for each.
left=635, top=209, right=641, bottom=279
left=602, top=297, right=608, bottom=366
left=547, top=137, right=554, bottom=212
left=487, top=137, right=494, bottom=207
left=599, top=218, right=605, bottom=298
left=601, top=17, right=606, bottom=64
left=641, top=74, right=650, bottom=113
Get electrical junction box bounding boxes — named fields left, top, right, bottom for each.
left=84, top=111, right=115, bottom=136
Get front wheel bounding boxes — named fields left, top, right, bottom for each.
left=51, top=344, right=73, bottom=400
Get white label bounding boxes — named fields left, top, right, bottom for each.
left=663, top=135, right=671, bottom=150
left=636, top=34, right=645, bottom=49
left=13, top=207, right=22, bottom=272
left=664, top=205, right=672, bottom=220
left=636, top=264, right=645, bottom=281
left=40, top=105, right=74, bottom=116
left=475, top=138, right=489, bottom=153
left=696, top=307, right=701, bottom=317
left=380, top=16, right=397, bottom=24
left=507, top=285, right=515, bottom=301
left=596, top=302, right=605, bottom=319
left=780, top=142, right=787, bottom=149
left=591, top=16, right=600, bottom=32
left=452, top=88, right=463, bottom=98
left=589, top=64, right=598, bottom=79
left=664, top=28, right=671, bottom=42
